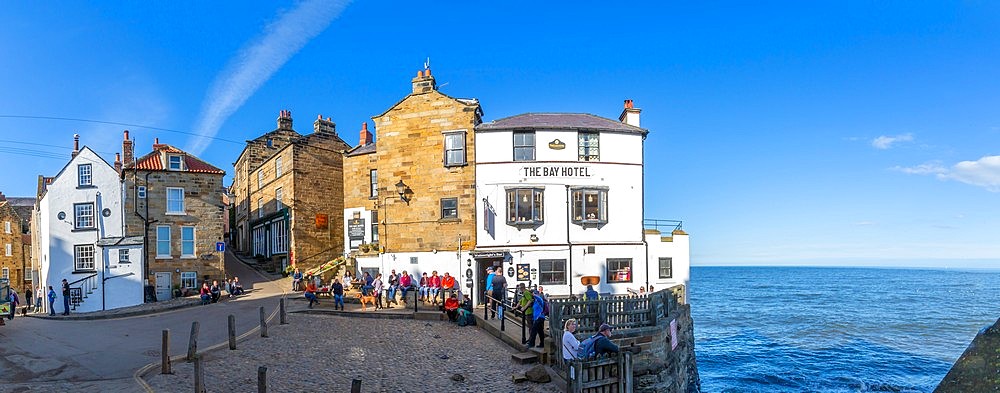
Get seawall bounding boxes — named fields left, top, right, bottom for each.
left=934, top=317, right=1000, bottom=392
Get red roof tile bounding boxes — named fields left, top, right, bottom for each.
left=127, top=144, right=225, bottom=174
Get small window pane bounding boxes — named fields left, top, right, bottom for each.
left=168, top=155, right=183, bottom=170
left=539, top=259, right=566, bottom=285
left=78, top=164, right=92, bottom=186
left=607, top=258, right=632, bottom=283
left=181, top=227, right=195, bottom=256
left=659, top=257, right=673, bottom=279
left=167, top=188, right=184, bottom=213
left=441, top=198, right=458, bottom=219
left=444, top=132, right=466, bottom=166
left=74, top=245, right=95, bottom=270
left=513, top=132, right=535, bottom=161
left=181, top=272, right=197, bottom=288
left=157, top=226, right=171, bottom=256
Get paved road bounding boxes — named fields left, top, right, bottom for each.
left=0, top=251, right=286, bottom=389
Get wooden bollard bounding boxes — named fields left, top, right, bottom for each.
left=228, top=314, right=237, bottom=350
left=279, top=298, right=287, bottom=325
left=187, top=321, right=199, bottom=362
left=258, top=366, right=267, bottom=393
left=161, top=329, right=171, bottom=374
left=193, top=355, right=204, bottom=393
left=259, top=306, right=268, bottom=338
left=351, top=379, right=362, bottom=393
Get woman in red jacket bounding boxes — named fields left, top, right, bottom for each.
left=444, top=293, right=460, bottom=322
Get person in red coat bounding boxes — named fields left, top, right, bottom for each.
left=444, top=293, right=460, bottom=322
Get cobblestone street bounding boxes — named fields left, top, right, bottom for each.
left=146, top=313, right=559, bottom=392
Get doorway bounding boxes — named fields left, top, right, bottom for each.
left=155, top=272, right=172, bottom=301
left=476, top=258, right=503, bottom=306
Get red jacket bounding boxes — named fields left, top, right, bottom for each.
left=444, top=297, right=460, bottom=311
left=442, top=275, right=456, bottom=289
left=429, top=275, right=442, bottom=288
left=400, top=274, right=412, bottom=287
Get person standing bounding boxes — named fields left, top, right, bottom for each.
left=372, top=273, right=384, bottom=310
left=331, top=279, right=344, bottom=311
left=585, top=285, right=599, bottom=301
left=61, top=279, right=70, bottom=315
left=25, top=287, right=32, bottom=312
left=526, top=289, right=546, bottom=348
left=491, top=270, right=508, bottom=318
left=562, top=318, right=581, bottom=361
left=47, top=286, right=56, bottom=316
left=484, top=267, right=495, bottom=319
left=35, top=286, right=43, bottom=313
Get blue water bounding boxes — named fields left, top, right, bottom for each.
left=690, top=266, right=1000, bottom=392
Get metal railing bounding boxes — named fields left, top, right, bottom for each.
left=67, top=273, right=97, bottom=310
left=483, top=289, right=531, bottom=345
left=642, top=219, right=683, bottom=233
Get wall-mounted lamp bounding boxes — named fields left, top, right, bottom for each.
left=529, top=234, right=539, bottom=242
left=395, top=179, right=410, bottom=205
left=467, top=258, right=472, bottom=267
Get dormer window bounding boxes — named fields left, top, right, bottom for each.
left=167, top=155, right=183, bottom=171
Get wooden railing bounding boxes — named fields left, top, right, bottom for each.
left=565, top=352, right=634, bottom=393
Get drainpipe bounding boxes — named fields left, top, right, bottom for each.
left=565, top=185, right=573, bottom=296
left=642, top=135, right=649, bottom=291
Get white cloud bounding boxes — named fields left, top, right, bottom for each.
left=938, top=155, right=1000, bottom=192
left=853, top=221, right=877, bottom=226
left=890, top=161, right=946, bottom=175
left=186, top=0, right=351, bottom=155
left=871, top=133, right=913, bottom=150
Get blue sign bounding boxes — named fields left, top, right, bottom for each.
left=215, top=242, right=225, bottom=252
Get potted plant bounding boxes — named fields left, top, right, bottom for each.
left=172, top=284, right=182, bottom=299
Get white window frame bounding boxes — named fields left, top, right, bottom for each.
left=443, top=130, right=467, bottom=167
left=258, top=171, right=263, bottom=189
left=137, top=186, right=146, bottom=199
left=166, top=187, right=185, bottom=214
left=578, top=131, right=600, bottom=161
left=258, top=198, right=264, bottom=219
left=275, top=188, right=284, bottom=210
left=156, top=225, right=171, bottom=258
left=4, top=243, right=11, bottom=256
left=78, top=164, right=92, bottom=186
left=167, top=155, right=183, bottom=171
left=513, top=131, right=535, bottom=161
left=119, top=249, right=131, bottom=264
left=4, top=221, right=9, bottom=234
left=74, top=202, right=95, bottom=229
left=571, top=188, right=609, bottom=225
left=181, top=226, right=196, bottom=258
left=181, top=271, right=197, bottom=289
left=275, top=157, right=283, bottom=177
left=506, top=188, right=544, bottom=226
left=369, top=169, right=378, bottom=199
left=1, top=268, right=7, bottom=280
left=74, top=244, right=95, bottom=271
left=271, top=219, right=287, bottom=254
left=659, top=257, right=673, bottom=279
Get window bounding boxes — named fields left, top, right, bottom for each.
left=578, top=132, right=600, bottom=161
left=156, top=225, right=171, bottom=257
left=78, top=164, right=92, bottom=186
left=74, top=203, right=95, bottom=229
left=168, top=155, right=183, bottom=170
left=181, top=272, right=197, bottom=289
left=607, top=258, right=632, bottom=283
left=275, top=188, right=284, bottom=210
left=506, top=188, right=544, bottom=225
left=659, top=257, right=673, bottom=279
left=1, top=268, right=7, bottom=280
left=252, top=226, right=266, bottom=257
left=572, top=188, right=608, bottom=225
left=258, top=171, right=263, bottom=189
left=275, top=157, right=283, bottom=177
left=74, top=244, right=95, bottom=271
left=371, top=211, right=379, bottom=243
left=539, top=259, right=566, bottom=285
left=4, top=243, right=10, bottom=256
left=443, top=131, right=466, bottom=166
left=369, top=169, right=378, bottom=198
left=258, top=198, right=264, bottom=218
left=440, top=198, right=458, bottom=219
left=4, top=221, right=9, bottom=234
left=271, top=219, right=287, bottom=254
left=119, top=249, right=131, bottom=264
left=166, top=187, right=185, bottom=214
left=513, top=131, right=535, bottom=161
left=181, top=226, right=196, bottom=257
left=137, top=186, right=146, bottom=199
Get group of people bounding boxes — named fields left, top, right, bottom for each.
left=199, top=277, right=244, bottom=305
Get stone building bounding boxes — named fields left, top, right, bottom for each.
left=343, top=68, right=483, bottom=284
left=122, top=132, right=227, bottom=301
left=231, top=111, right=350, bottom=273
left=0, top=195, right=31, bottom=293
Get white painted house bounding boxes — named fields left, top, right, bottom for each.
left=473, top=101, right=690, bottom=300
left=37, top=136, right=144, bottom=313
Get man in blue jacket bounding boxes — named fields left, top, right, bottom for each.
left=526, top=289, right=547, bottom=348
left=594, top=323, right=621, bottom=356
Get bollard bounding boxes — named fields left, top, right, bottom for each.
left=259, top=306, right=268, bottom=338
left=500, top=304, right=505, bottom=331
left=228, top=314, right=236, bottom=350
left=193, top=355, right=204, bottom=393
left=351, top=379, right=362, bottom=393
left=161, top=329, right=171, bottom=374
left=187, top=321, right=199, bottom=362
left=279, top=298, right=287, bottom=325
left=413, top=288, right=418, bottom=313
left=258, top=366, right=267, bottom=393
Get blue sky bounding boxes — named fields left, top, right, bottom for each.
left=2, top=1, right=999, bottom=267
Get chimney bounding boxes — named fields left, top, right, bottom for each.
left=358, top=122, right=373, bottom=146
left=71, top=134, right=80, bottom=158
left=619, top=99, right=641, bottom=127
left=411, top=68, right=437, bottom=95
left=0, top=192, right=5, bottom=202
left=277, top=110, right=293, bottom=130
left=114, top=153, right=122, bottom=174
left=122, top=130, right=134, bottom=164
left=313, top=114, right=336, bottom=134
left=152, top=137, right=165, bottom=149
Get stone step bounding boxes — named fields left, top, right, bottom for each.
left=512, top=351, right=538, bottom=364
left=414, top=311, right=444, bottom=321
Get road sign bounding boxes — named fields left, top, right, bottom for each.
left=216, top=242, right=225, bottom=252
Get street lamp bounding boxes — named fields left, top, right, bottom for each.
left=395, top=180, right=410, bottom=205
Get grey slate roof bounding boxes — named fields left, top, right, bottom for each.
left=476, top=113, right=647, bottom=135
left=96, top=236, right=144, bottom=247
left=345, top=142, right=377, bottom=156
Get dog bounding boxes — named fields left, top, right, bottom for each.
left=357, top=293, right=375, bottom=311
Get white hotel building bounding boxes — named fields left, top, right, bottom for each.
left=473, top=101, right=689, bottom=300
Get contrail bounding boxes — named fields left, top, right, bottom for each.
left=187, top=0, right=351, bottom=155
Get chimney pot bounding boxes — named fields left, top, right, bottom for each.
left=72, top=134, right=80, bottom=158
left=358, top=122, right=373, bottom=146
left=417, top=70, right=423, bottom=78
left=124, top=130, right=130, bottom=140
left=425, top=68, right=431, bottom=76
left=154, top=137, right=159, bottom=145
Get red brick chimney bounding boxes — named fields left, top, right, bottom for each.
left=411, top=68, right=436, bottom=95
left=277, top=110, right=293, bottom=130
left=358, top=122, right=373, bottom=146
left=152, top=137, right=165, bottom=150
left=619, top=99, right=641, bottom=127
left=71, top=134, right=80, bottom=159
left=114, top=153, right=122, bottom=174
left=122, top=130, right=134, bottom=164
left=0, top=192, right=6, bottom=202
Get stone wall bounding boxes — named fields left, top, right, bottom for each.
left=624, top=303, right=701, bottom=393
left=289, top=132, right=348, bottom=269
left=0, top=203, right=27, bottom=292
left=935, top=317, right=1000, bottom=392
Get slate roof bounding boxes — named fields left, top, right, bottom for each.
left=476, top=113, right=647, bottom=135
left=96, top=236, right=144, bottom=247
left=127, top=144, right=225, bottom=174
left=345, top=142, right=377, bottom=157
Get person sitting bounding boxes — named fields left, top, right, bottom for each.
left=441, top=272, right=456, bottom=301
left=594, top=323, right=621, bottom=356
left=305, top=281, right=319, bottom=308
left=418, top=272, right=429, bottom=302
left=444, top=293, right=460, bottom=322
left=199, top=283, right=211, bottom=305
left=585, top=285, right=599, bottom=300
left=232, top=277, right=244, bottom=296
left=210, top=280, right=222, bottom=303
left=331, top=279, right=345, bottom=311
left=292, top=268, right=303, bottom=292
left=362, top=272, right=374, bottom=296
left=399, top=271, right=412, bottom=302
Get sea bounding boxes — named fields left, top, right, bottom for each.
left=689, top=266, right=1000, bottom=393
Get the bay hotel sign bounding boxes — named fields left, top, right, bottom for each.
left=522, top=165, right=593, bottom=178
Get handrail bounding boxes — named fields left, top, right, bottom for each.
left=67, top=273, right=97, bottom=287
left=483, top=290, right=530, bottom=345
left=642, top=218, right=683, bottom=233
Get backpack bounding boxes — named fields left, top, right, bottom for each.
left=577, top=334, right=602, bottom=359
left=542, top=299, right=550, bottom=317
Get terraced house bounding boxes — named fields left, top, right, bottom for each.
left=0, top=193, right=32, bottom=293
left=230, top=111, right=350, bottom=273
left=121, top=132, right=227, bottom=301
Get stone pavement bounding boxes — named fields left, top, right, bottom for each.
left=144, top=313, right=559, bottom=392
left=26, top=296, right=202, bottom=320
